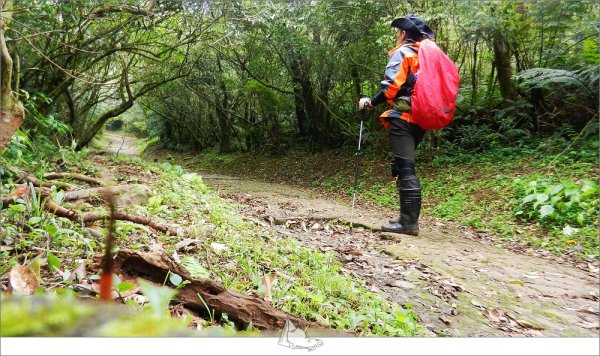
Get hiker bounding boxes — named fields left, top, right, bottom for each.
left=358, top=15, right=435, bottom=236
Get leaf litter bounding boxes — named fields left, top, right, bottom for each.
left=212, top=184, right=600, bottom=337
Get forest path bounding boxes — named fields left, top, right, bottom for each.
left=199, top=173, right=599, bottom=337
left=103, top=132, right=138, bottom=156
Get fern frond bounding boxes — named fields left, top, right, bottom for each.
left=180, top=256, right=210, bottom=279
left=514, top=68, right=584, bottom=90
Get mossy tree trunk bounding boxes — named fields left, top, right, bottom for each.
left=0, top=0, right=24, bottom=150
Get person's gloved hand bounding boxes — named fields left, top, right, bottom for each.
left=358, top=97, right=372, bottom=110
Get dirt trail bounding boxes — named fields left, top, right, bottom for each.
left=104, top=132, right=138, bottom=156
left=201, top=174, right=599, bottom=337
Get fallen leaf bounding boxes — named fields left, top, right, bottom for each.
left=439, top=316, right=451, bottom=325
left=9, top=184, right=28, bottom=198
left=482, top=308, right=501, bottom=322
left=471, top=299, right=483, bottom=308
left=515, top=319, right=544, bottom=331
left=260, top=274, right=277, bottom=303
left=0, top=245, right=14, bottom=252
left=172, top=250, right=180, bottom=263
left=577, top=309, right=600, bottom=316
left=210, top=242, right=228, bottom=254
left=509, top=280, right=524, bottom=286
left=9, top=265, right=39, bottom=295
left=175, top=238, right=201, bottom=251
left=301, top=221, right=307, bottom=232
left=390, top=280, right=416, bottom=289
left=579, top=320, right=600, bottom=329
left=62, top=269, right=72, bottom=281
left=72, top=261, right=87, bottom=282
left=74, top=283, right=96, bottom=293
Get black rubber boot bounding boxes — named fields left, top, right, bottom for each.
left=381, top=188, right=421, bottom=235
left=382, top=158, right=421, bottom=236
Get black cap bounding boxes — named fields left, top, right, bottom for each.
left=391, top=14, right=434, bottom=39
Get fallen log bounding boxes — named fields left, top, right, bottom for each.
left=43, top=172, right=104, bottom=186
left=113, top=249, right=344, bottom=334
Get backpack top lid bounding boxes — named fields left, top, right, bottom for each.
left=410, top=39, right=460, bottom=130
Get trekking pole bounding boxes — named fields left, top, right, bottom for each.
left=350, top=98, right=367, bottom=233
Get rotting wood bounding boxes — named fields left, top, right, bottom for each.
left=113, top=249, right=348, bottom=335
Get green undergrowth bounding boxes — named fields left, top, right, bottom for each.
left=147, top=133, right=599, bottom=260
left=148, top=161, right=419, bottom=336
left=1, top=150, right=419, bottom=336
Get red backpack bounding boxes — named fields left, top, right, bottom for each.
left=411, top=39, right=460, bottom=130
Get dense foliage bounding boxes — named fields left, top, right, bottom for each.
left=1, top=0, right=597, bottom=154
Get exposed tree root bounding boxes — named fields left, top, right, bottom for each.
left=44, top=197, right=79, bottom=220
left=43, top=197, right=176, bottom=235
left=83, top=211, right=176, bottom=235
left=113, top=249, right=347, bottom=335
left=1, top=196, right=16, bottom=206
left=1, top=178, right=175, bottom=234
left=43, top=172, right=104, bottom=186
left=18, top=173, right=77, bottom=190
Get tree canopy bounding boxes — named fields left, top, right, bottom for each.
left=1, top=0, right=598, bottom=153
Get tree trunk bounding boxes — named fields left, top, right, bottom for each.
left=215, top=57, right=232, bottom=153
left=0, top=0, right=25, bottom=150
left=75, top=100, right=133, bottom=150
left=492, top=30, right=517, bottom=101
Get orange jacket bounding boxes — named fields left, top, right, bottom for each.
left=370, top=42, right=420, bottom=128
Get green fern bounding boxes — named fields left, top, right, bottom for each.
left=515, top=67, right=598, bottom=97
left=179, top=256, right=210, bottom=279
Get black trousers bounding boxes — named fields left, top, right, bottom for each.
left=388, top=118, right=425, bottom=161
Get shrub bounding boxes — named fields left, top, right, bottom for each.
left=512, top=177, right=599, bottom=228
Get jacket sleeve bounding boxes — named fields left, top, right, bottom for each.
left=370, top=48, right=410, bottom=107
